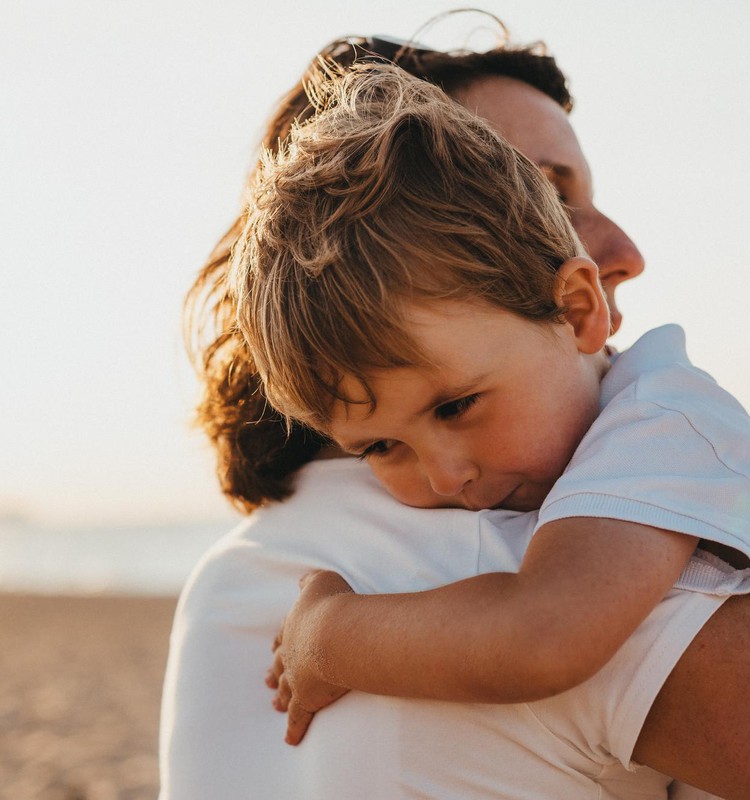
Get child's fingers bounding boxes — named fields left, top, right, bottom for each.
left=273, top=674, right=292, bottom=713
left=271, top=617, right=286, bottom=652
left=285, top=699, right=315, bottom=746
left=265, top=667, right=278, bottom=689
left=266, top=646, right=285, bottom=688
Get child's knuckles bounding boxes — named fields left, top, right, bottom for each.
left=277, top=677, right=293, bottom=708
left=271, top=649, right=285, bottom=676
left=299, top=569, right=324, bottom=588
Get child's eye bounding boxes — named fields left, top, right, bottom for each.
left=357, top=440, right=396, bottom=460
left=435, top=393, right=480, bottom=420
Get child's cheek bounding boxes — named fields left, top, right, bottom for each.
left=373, top=463, right=446, bottom=510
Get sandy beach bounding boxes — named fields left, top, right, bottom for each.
left=0, top=593, right=177, bottom=800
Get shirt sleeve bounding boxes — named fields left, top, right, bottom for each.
left=538, top=365, right=750, bottom=565
left=526, top=587, right=726, bottom=772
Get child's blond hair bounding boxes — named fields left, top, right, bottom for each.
left=232, top=63, right=582, bottom=430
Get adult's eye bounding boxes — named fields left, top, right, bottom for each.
left=549, top=178, right=569, bottom=206
left=540, top=165, right=570, bottom=205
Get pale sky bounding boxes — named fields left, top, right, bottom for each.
left=2, top=0, right=748, bottom=527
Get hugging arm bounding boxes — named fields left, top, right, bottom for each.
left=271, top=518, right=696, bottom=742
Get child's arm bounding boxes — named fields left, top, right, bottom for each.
left=269, top=518, right=697, bottom=744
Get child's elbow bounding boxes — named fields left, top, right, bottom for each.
left=530, top=653, right=599, bottom=699
left=515, top=631, right=613, bottom=701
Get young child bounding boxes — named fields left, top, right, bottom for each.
left=230, top=63, right=750, bottom=745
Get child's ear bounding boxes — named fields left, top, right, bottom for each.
left=555, top=257, right=611, bottom=354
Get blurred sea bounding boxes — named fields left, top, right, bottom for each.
left=0, top=518, right=231, bottom=595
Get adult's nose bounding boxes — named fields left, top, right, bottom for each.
left=577, top=208, right=645, bottom=334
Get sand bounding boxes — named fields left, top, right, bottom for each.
left=0, top=593, right=178, bottom=800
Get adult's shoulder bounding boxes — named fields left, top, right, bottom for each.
left=179, top=457, right=495, bottom=607
left=529, top=587, right=725, bottom=773
left=172, top=460, right=375, bottom=626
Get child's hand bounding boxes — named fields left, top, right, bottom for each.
left=266, top=569, right=353, bottom=745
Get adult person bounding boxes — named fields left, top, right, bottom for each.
left=159, top=29, right=750, bottom=800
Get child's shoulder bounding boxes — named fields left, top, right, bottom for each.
left=604, top=324, right=746, bottom=422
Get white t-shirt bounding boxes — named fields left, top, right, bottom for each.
left=159, top=458, right=723, bottom=799
left=538, top=324, right=750, bottom=595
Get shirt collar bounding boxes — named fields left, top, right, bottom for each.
left=600, top=324, right=690, bottom=409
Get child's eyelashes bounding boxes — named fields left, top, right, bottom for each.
left=434, top=393, right=480, bottom=420
left=354, top=394, right=480, bottom=460
left=356, top=440, right=396, bottom=461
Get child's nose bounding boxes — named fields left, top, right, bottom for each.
left=423, top=454, right=476, bottom=498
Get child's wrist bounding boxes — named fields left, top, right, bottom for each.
left=311, top=592, right=355, bottom=685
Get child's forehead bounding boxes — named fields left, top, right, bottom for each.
left=336, top=364, right=487, bottom=409
left=402, top=298, right=552, bottom=360
left=334, top=302, right=492, bottom=395
left=328, top=302, right=555, bottom=417
left=325, top=299, right=495, bottom=402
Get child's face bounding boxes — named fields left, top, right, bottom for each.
left=329, top=298, right=607, bottom=512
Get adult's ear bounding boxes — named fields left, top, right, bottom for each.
left=555, top=257, right=611, bottom=354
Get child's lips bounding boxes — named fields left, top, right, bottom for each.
left=490, top=484, right=523, bottom=510
left=497, top=481, right=555, bottom=512
left=461, top=484, right=522, bottom=511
